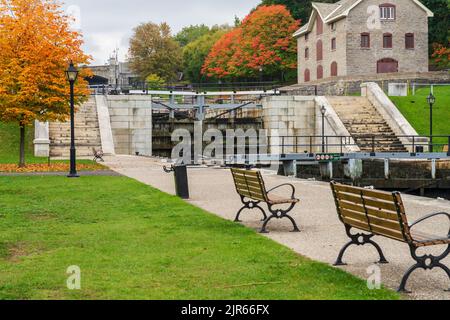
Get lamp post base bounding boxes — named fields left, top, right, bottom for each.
left=67, top=173, right=80, bottom=178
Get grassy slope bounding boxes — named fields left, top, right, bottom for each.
left=0, top=122, right=45, bottom=164
left=390, top=86, right=450, bottom=148
left=0, top=176, right=399, bottom=300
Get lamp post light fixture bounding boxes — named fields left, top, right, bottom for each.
left=427, top=93, right=436, bottom=153
left=259, top=67, right=263, bottom=85
left=320, top=105, right=327, bottom=153
left=65, top=61, right=79, bottom=178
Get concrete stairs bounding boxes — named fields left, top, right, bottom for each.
left=49, top=97, right=102, bottom=158
left=326, top=96, right=407, bottom=152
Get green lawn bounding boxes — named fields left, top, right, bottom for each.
left=0, top=176, right=399, bottom=300
left=390, top=86, right=450, bottom=149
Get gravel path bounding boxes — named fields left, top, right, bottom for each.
left=105, top=155, right=450, bottom=300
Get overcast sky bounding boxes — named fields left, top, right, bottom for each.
left=61, top=0, right=261, bottom=65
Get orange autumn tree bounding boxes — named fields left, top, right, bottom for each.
left=202, top=5, right=300, bottom=80
left=0, top=0, right=91, bottom=167
left=431, top=43, right=450, bottom=69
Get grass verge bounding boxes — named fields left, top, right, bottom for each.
left=0, top=176, right=399, bottom=300
left=390, top=86, right=450, bottom=149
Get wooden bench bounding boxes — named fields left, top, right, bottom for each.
left=92, top=148, right=104, bottom=163
left=330, top=181, right=450, bottom=293
left=231, top=168, right=300, bottom=233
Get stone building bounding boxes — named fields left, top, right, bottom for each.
left=85, top=56, right=139, bottom=90
left=293, top=0, right=433, bottom=84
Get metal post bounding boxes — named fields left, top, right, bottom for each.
left=431, top=159, right=436, bottom=180
left=427, top=93, right=435, bottom=153
left=384, top=159, right=390, bottom=180
left=372, top=135, right=376, bottom=154
left=68, top=80, right=78, bottom=178
left=322, top=113, right=325, bottom=153
left=448, top=136, right=450, bottom=156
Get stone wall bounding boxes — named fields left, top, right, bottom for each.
left=106, top=96, right=152, bottom=156
left=281, top=71, right=450, bottom=96
left=262, top=96, right=358, bottom=154
left=297, top=13, right=348, bottom=83
left=346, top=0, right=429, bottom=76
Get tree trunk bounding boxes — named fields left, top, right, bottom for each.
left=19, top=124, right=25, bottom=168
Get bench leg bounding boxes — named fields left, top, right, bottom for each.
left=398, top=244, right=450, bottom=293
left=334, top=226, right=388, bottom=266
left=261, top=203, right=300, bottom=234
left=234, top=197, right=267, bottom=223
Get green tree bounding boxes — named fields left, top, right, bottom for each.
left=128, top=22, right=182, bottom=82
left=146, top=74, right=166, bottom=90
left=174, top=24, right=211, bottom=47
left=420, top=0, right=450, bottom=52
left=182, top=27, right=229, bottom=82
left=260, top=0, right=338, bottom=23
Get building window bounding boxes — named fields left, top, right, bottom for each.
left=316, top=40, right=323, bottom=61
left=305, top=33, right=309, bottom=42
left=316, top=16, right=323, bottom=35
left=380, top=4, right=396, bottom=20
left=305, top=47, right=309, bottom=59
left=361, top=33, right=370, bottom=48
left=331, top=62, right=338, bottom=77
left=405, top=33, right=415, bottom=49
left=331, top=22, right=336, bottom=31
left=383, top=33, right=393, bottom=48
left=331, top=38, right=336, bottom=51
left=317, top=65, right=323, bottom=80
left=304, top=69, right=310, bottom=82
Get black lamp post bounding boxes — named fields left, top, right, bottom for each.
left=427, top=93, right=436, bottom=153
left=321, top=105, right=326, bottom=153
left=65, top=61, right=79, bottom=178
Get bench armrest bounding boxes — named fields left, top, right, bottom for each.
left=267, top=183, right=296, bottom=200
left=410, top=212, right=450, bottom=236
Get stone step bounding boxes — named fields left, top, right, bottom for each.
left=49, top=96, right=102, bottom=157
left=329, top=96, right=407, bottom=152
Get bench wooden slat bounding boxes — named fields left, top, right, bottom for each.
left=338, top=201, right=399, bottom=222
left=339, top=200, right=365, bottom=214
left=233, top=177, right=262, bottom=188
left=365, top=207, right=399, bottom=222
left=231, top=169, right=267, bottom=202
left=334, top=184, right=394, bottom=201
left=332, top=182, right=410, bottom=244
left=335, top=192, right=364, bottom=204
left=342, top=216, right=405, bottom=241
left=340, top=208, right=402, bottom=232
left=362, top=197, right=397, bottom=212
left=335, top=188, right=397, bottom=212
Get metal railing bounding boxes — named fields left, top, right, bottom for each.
left=269, top=135, right=450, bottom=155
left=89, top=81, right=283, bottom=95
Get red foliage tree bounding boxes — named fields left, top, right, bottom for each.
left=431, top=43, right=450, bottom=69
left=202, top=5, right=300, bottom=80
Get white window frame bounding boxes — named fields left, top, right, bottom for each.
left=380, top=6, right=395, bottom=20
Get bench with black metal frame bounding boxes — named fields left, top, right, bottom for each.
left=92, top=148, right=105, bottom=163
left=330, top=181, right=450, bottom=293
left=230, top=168, right=300, bottom=234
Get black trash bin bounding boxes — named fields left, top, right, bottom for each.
left=164, top=165, right=190, bottom=199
